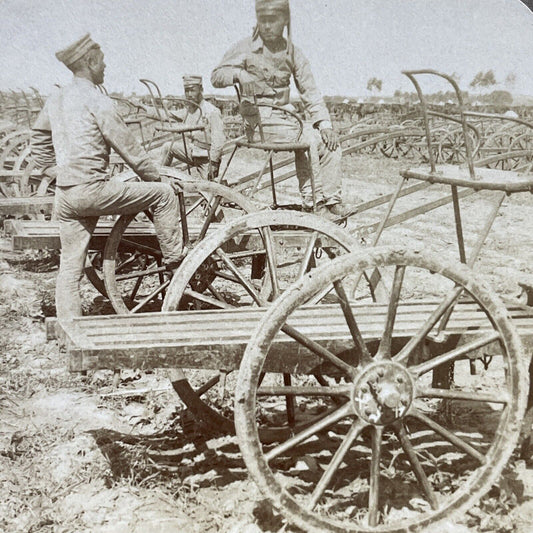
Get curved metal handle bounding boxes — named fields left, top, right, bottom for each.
left=234, top=83, right=304, bottom=142
left=402, top=69, right=476, bottom=178
left=139, top=79, right=204, bottom=126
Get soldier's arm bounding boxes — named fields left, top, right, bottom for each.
left=207, top=107, right=226, bottom=162
left=292, top=46, right=331, bottom=127
left=30, top=102, right=57, bottom=175
left=211, top=39, right=249, bottom=88
left=95, top=97, right=160, bottom=181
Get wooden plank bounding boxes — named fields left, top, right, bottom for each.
left=7, top=218, right=342, bottom=251
left=62, top=300, right=530, bottom=336
left=12, top=233, right=61, bottom=250
left=67, top=302, right=531, bottom=336
left=62, top=302, right=533, bottom=373
left=0, top=170, right=40, bottom=182
left=3, top=219, right=26, bottom=236
left=0, top=196, right=54, bottom=216
left=72, top=312, right=502, bottom=348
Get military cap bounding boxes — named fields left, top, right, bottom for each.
left=55, top=33, right=99, bottom=67
left=255, top=0, right=290, bottom=14
left=182, top=75, right=203, bottom=87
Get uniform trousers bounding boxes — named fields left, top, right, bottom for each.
left=54, top=178, right=182, bottom=321
left=160, top=139, right=209, bottom=171
left=249, top=109, right=342, bottom=208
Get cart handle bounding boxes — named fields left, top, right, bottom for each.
left=403, top=69, right=476, bottom=179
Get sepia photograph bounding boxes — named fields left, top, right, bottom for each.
left=1, top=1, right=533, bottom=531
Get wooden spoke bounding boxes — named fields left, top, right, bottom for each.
left=115, top=252, right=141, bottom=273
left=307, top=418, right=367, bottom=511
left=195, top=375, right=221, bottom=396
left=260, top=227, right=281, bottom=300
left=376, top=265, right=405, bottom=359
left=410, top=332, right=500, bottom=376
left=128, top=274, right=143, bottom=302
left=115, top=264, right=166, bottom=282
left=418, top=387, right=508, bottom=404
left=368, top=425, right=384, bottom=526
left=182, top=288, right=233, bottom=309
left=211, top=269, right=242, bottom=284
left=281, top=322, right=358, bottom=379
left=393, top=421, right=439, bottom=510
left=130, top=279, right=171, bottom=313
left=394, top=286, right=463, bottom=364
left=283, top=374, right=296, bottom=427
left=333, top=280, right=372, bottom=365
left=409, top=409, right=486, bottom=464
left=120, top=238, right=162, bottom=257
left=265, top=402, right=355, bottom=462
left=257, top=384, right=351, bottom=396
left=214, top=248, right=263, bottom=305
left=297, top=232, right=319, bottom=279
left=206, top=283, right=228, bottom=302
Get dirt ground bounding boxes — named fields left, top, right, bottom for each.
left=2, top=152, right=533, bottom=532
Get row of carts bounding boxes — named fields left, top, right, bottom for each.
left=2, top=70, right=533, bottom=531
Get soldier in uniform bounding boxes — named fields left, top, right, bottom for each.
left=211, top=0, right=349, bottom=217
left=31, top=34, right=184, bottom=323
left=160, top=75, right=226, bottom=180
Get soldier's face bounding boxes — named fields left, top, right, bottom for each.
left=257, top=11, right=287, bottom=45
left=184, top=85, right=202, bottom=105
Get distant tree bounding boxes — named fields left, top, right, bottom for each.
left=483, top=70, right=497, bottom=86
left=488, top=90, right=513, bottom=107
left=470, top=71, right=483, bottom=89
left=470, top=70, right=497, bottom=93
left=366, top=77, right=382, bottom=94
left=504, top=72, right=517, bottom=90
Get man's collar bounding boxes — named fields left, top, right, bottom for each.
left=251, top=33, right=287, bottom=52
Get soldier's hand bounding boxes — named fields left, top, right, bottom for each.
left=241, top=82, right=262, bottom=97
left=237, top=71, right=261, bottom=97
left=320, top=128, right=339, bottom=151
left=159, top=173, right=181, bottom=193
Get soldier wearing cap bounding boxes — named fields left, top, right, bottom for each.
left=31, top=34, right=184, bottom=323
left=211, top=0, right=349, bottom=217
left=160, top=75, right=226, bottom=180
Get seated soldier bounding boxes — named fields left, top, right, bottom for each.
left=211, top=0, right=351, bottom=218
left=31, top=34, right=184, bottom=323
left=160, top=75, right=226, bottom=180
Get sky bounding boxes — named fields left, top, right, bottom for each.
left=0, top=0, right=532, bottom=98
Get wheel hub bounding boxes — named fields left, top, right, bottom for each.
left=351, top=362, right=413, bottom=425
left=189, top=257, right=217, bottom=292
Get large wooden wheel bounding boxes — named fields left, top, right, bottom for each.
left=102, top=178, right=257, bottom=314
left=509, top=133, right=533, bottom=170
left=0, top=131, right=30, bottom=197
left=162, top=211, right=371, bottom=438
left=378, top=130, right=412, bottom=160
left=438, top=127, right=479, bottom=164
left=235, top=247, right=527, bottom=532
left=483, top=132, right=514, bottom=170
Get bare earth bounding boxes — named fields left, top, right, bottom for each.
left=2, top=152, right=533, bottom=532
